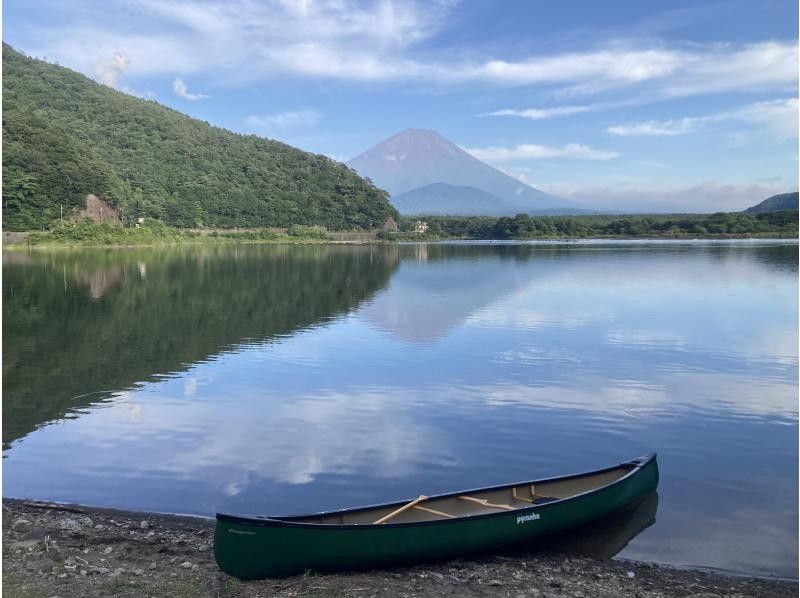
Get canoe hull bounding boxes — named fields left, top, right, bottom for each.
left=215, top=455, right=658, bottom=579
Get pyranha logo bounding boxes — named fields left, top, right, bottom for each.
left=516, top=512, right=541, bottom=525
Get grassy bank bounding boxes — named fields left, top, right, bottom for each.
left=11, top=221, right=338, bottom=247
left=6, top=210, right=797, bottom=248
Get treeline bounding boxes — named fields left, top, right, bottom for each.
left=389, top=211, right=798, bottom=239
left=2, top=44, right=397, bottom=231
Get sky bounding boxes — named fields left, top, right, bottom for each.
left=4, top=0, right=799, bottom=211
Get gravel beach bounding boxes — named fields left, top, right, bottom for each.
left=3, top=499, right=795, bottom=597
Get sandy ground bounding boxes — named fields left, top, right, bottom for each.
left=3, top=499, right=795, bottom=598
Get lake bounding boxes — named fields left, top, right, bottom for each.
left=3, top=240, right=797, bottom=578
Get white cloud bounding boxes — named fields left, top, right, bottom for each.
left=470, top=47, right=682, bottom=86
left=172, top=77, right=209, bottom=100
left=608, top=118, right=699, bottom=136
left=543, top=180, right=790, bottom=213
left=731, top=97, right=799, bottom=141
left=246, top=109, right=321, bottom=131
left=481, top=105, right=593, bottom=120
left=463, top=143, right=620, bottom=162
left=94, top=51, right=130, bottom=87
left=607, top=97, right=798, bottom=140
left=29, top=2, right=797, bottom=100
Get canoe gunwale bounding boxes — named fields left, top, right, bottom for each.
left=216, top=453, right=656, bottom=530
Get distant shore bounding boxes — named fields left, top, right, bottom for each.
left=3, top=209, right=797, bottom=248
left=4, top=229, right=798, bottom=249
left=3, top=499, right=794, bottom=598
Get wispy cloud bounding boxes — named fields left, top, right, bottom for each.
left=94, top=51, right=130, bottom=87
left=607, top=98, right=798, bottom=140
left=463, top=143, right=620, bottom=162
left=246, top=109, right=321, bottom=131
left=480, top=105, right=593, bottom=120
left=172, top=77, right=209, bottom=100
left=543, top=181, right=790, bottom=213
left=29, top=1, right=797, bottom=102
left=608, top=118, right=698, bottom=136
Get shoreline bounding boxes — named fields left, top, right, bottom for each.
left=3, top=498, right=794, bottom=597
left=3, top=233, right=797, bottom=250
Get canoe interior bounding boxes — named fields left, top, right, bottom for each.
left=282, top=465, right=632, bottom=526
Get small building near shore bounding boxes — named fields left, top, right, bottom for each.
left=413, top=220, right=429, bottom=234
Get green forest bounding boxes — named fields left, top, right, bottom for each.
left=2, top=44, right=398, bottom=231
left=389, top=210, right=798, bottom=240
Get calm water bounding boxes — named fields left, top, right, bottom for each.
left=3, top=241, right=797, bottom=578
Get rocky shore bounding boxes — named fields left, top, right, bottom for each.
left=3, top=499, right=794, bottom=597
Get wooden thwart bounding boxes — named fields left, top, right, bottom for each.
left=457, top=495, right=514, bottom=511
left=413, top=505, right=456, bottom=519
left=374, top=495, right=428, bottom=524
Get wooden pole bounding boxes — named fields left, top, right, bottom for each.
left=373, top=495, right=427, bottom=525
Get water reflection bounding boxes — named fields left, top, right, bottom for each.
left=530, top=492, right=658, bottom=560
left=2, top=245, right=399, bottom=445
left=2, top=241, right=797, bottom=578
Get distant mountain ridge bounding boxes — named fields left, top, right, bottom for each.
left=347, top=129, right=578, bottom=215
left=391, top=183, right=520, bottom=216
left=744, top=192, right=799, bottom=213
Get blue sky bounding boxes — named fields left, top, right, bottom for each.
left=5, top=0, right=798, bottom=211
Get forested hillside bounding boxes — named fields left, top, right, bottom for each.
left=744, top=192, right=799, bottom=214
left=2, top=44, right=397, bottom=231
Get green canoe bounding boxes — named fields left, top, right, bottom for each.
left=215, top=453, right=659, bottom=579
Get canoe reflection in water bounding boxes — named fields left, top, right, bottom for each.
left=515, top=491, right=658, bottom=560
left=215, top=454, right=658, bottom=579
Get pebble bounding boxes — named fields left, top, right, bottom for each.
left=148, top=562, right=157, bottom=570
left=627, top=571, right=636, bottom=579
left=180, top=561, right=193, bottom=568
left=102, top=546, right=113, bottom=554
left=140, top=520, right=150, bottom=530
left=487, top=579, right=503, bottom=586
left=93, top=524, right=106, bottom=531
left=133, top=568, right=144, bottom=576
